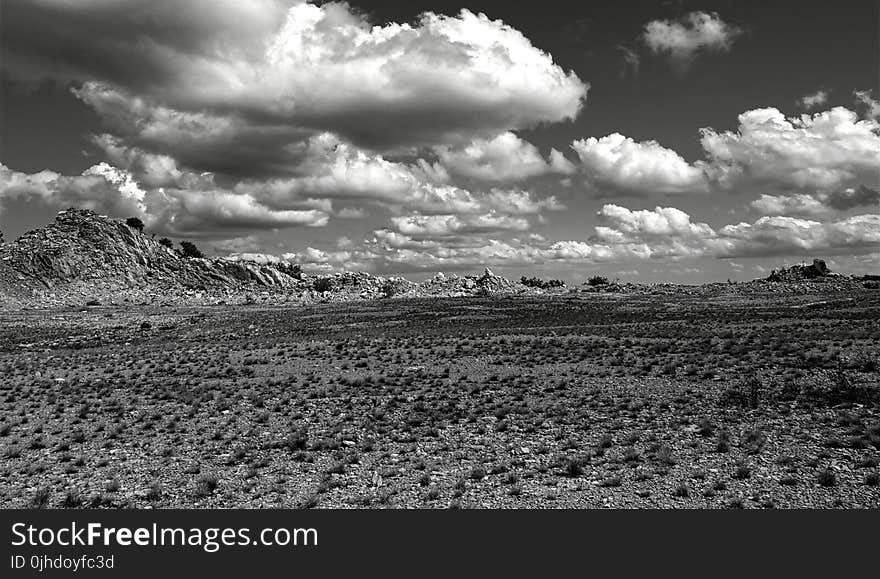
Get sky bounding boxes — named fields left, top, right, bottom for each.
left=1, top=0, right=879, bottom=283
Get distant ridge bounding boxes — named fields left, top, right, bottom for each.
left=0, top=209, right=874, bottom=308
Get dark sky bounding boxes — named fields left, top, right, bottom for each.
left=1, top=1, right=878, bottom=282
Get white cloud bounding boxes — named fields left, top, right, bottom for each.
left=233, top=133, right=563, bottom=216
left=700, top=107, right=880, bottom=193
left=282, top=246, right=376, bottom=273
left=0, top=163, right=147, bottom=219
left=798, top=90, right=828, bottom=110
left=571, top=133, right=707, bottom=195
left=12, top=1, right=587, bottom=157
left=854, top=90, right=880, bottom=120
left=594, top=204, right=715, bottom=242
left=750, top=193, right=829, bottom=218
left=389, top=213, right=530, bottom=238
left=337, top=207, right=366, bottom=219
left=0, top=162, right=329, bottom=238
left=435, top=132, right=574, bottom=182
left=750, top=186, right=880, bottom=217
left=279, top=199, right=880, bottom=272
left=717, top=214, right=880, bottom=258
left=642, top=12, right=741, bottom=70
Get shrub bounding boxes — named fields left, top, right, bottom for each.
left=125, top=217, right=145, bottom=232
left=563, top=458, right=584, bottom=477
left=719, top=375, right=762, bottom=409
left=587, top=275, right=609, bottom=286
left=179, top=241, right=204, bottom=259
left=469, top=466, right=487, bottom=480
left=520, top=276, right=565, bottom=289
left=30, top=488, right=51, bottom=509
left=283, top=429, right=309, bottom=452
left=146, top=482, right=162, bottom=501
left=816, top=468, right=837, bottom=487
left=194, top=474, right=219, bottom=497
left=313, top=277, right=333, bottom=293
left=733, top=462, right=751, bottom=480
left=158, top=237, right=174, bottom=249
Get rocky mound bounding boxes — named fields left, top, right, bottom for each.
left=0, top=209, right=309, bottom=302
left=0, top=209, right=538, bottom=308
left=766, top=259, right=839, bottom=282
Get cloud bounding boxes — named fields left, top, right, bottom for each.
left=281, top=246, right=377, bottom=273
left=854, top=90, right=880, bottom=120
left=233, top=133, right=563, bottom=216
left=642, top=11, right=741, bottom=70
left=617, top=46, right=640, bottom=79
left=388, top=213, right=530, bottom=238
left=750, top=193, right=829, bottom=218
left=0, top=163, right=147, bottom=219
left=0, top=162, right=328, bottom=238
left=5, top=1, right=587, bottom=161
left=571, top=133, right=707, bottom=196
left=337, top=207, right=366, bottom=219
left=593, top=204, right=715, bottom=242
left=751, top=186, right=880, bottom=217
left=221, top=196, right=880, bottom=273
left=717, top=214, right=880, bottom=258
left=798, top=90, right=829, bottom=110
left=700, top=107, right=880, bottom=193
left=435, top=132, right=574, bottom=182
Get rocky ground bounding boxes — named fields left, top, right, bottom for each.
left=0, top=290, right=878, bottom=509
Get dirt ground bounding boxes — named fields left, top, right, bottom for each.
left=1, top=290, right=878, bottom=508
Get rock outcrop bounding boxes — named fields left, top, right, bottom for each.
left=0, top=209, right=540, bottom=307
left=766, top=259, right=837, bottom=282
left=0, top=209, right=306, bottom=300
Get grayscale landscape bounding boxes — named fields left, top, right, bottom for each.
left=1, top=1, right=878, bottom=509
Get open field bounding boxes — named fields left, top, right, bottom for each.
left=1, top=289, right=879, bottom=508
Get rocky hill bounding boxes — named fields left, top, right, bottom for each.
left=0, top=209, right=541, bottom=308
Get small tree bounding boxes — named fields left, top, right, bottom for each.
left=179, top=241, right=204, bottom=259
left=158, top=237, right=174, bottom=249
left=125, top=217, right=145, bottom=232
left=587, top=275, right=609, bottom=286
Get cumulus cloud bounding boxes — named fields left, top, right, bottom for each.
left=389, top=213, right=530, bottom=238
left=854, top=90, right=880, bottom=120
left=700, top=107, right=880, bottom=194
left=593, top=204, right=715, bottom=243
left=435, top=133, right=574, bottom=182
left=750, top=193, right=829, bottom=218
left=750, top=186, right=880, bottom=217
left=282, top=246, right=377, bottom=273
left=364, top=203, right=880, bottom=271
left=642, top=11, right=741, bottom=70
left=5, top=0, right=587, bottom=162
left=337, top=207, right=366, bottom=219
left=233, top=133, right=564, bottom=216
left=0, top=163, right=148, bottom=220
left=0, top=162, right=328, bottom=238
left=571, top=133, right=707, bottom=196
left=717, top=214, right=880, bottom=258
left=798, top=90, right=829, bottom=110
